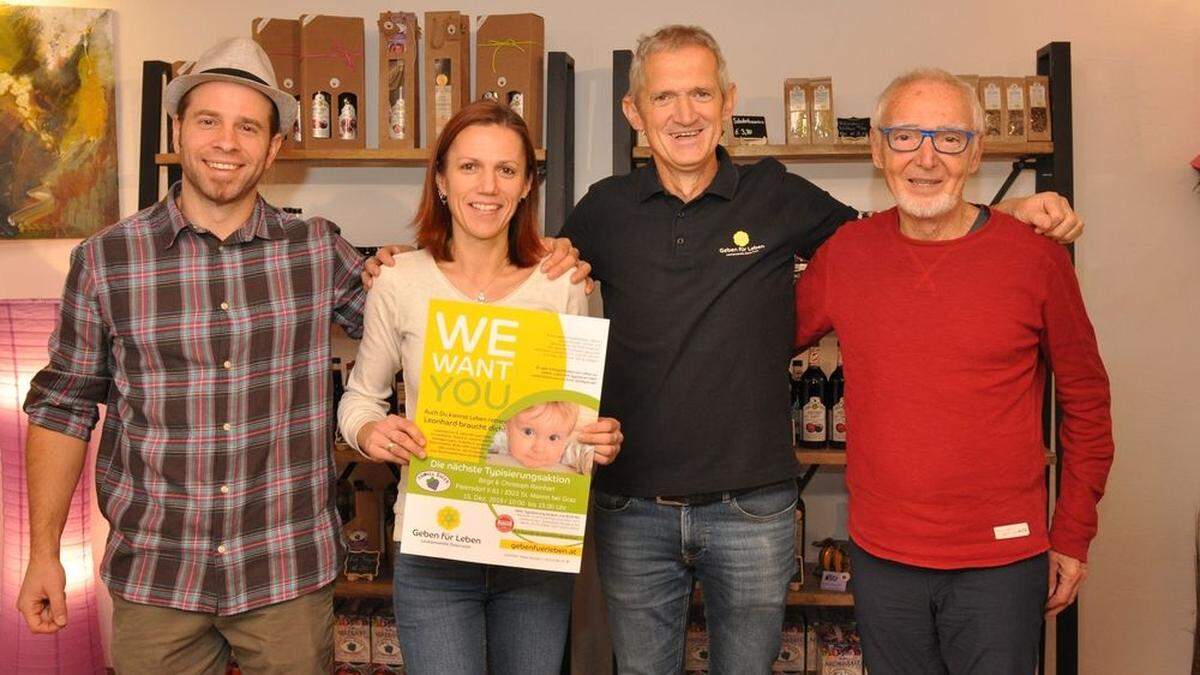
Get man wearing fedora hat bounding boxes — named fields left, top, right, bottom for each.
left=17, top=37, right=363, bottom=673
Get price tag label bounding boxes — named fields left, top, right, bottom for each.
left=819, top=570, right=849, bottom=592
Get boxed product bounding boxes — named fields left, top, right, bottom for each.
left=300, top=14, right=366, bottom=149
left=334, top=600, right=373, bottom=671
left=774, top=609, right=806, bottom=672
left=1025, top=75, right=1052, bottom=141
left=476, top=13, right=545, bottom=146
left=816, top=621, right=863, bottom=675
left=343, top=481, right=383, bottom=581
left=807, top=77, right=835, bottom=144
left=684, top=619, right=710, bottom=671
left=251, top=18, right=302, bottom=148
left=979, top=76, right=1004, bottom=139
left=424, top=11, right=471, bottom=142
left=371, top=607, right=405, bottom=672
left=784, top=78, right=810, bottom=144
left=378, top=12, right=420, bottom=149
left=1003, top=76, right=1027, bottom=142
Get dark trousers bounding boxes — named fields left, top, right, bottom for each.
left=848, top=539, right=1048, bottom=675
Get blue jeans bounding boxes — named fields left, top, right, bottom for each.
left=392, top=549, right=574, bottom=675
left=592, top=480, right=798, bottom=675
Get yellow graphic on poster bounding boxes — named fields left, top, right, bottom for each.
left=401, top=299, right=609, bottom=573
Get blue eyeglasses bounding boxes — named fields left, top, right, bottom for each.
left=878, top=127, right=976, bottom=155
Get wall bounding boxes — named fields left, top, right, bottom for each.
left=0, top=0, right=1196, bottom=672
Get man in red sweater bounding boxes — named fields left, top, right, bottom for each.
left=795, top=69, right=1114, bottom=674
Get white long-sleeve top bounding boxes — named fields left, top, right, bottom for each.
left=337, top=249, right=589, bottom=539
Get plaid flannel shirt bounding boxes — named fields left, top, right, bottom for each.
left=24, top=185, right=366, bottom=615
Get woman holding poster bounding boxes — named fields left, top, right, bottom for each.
left=338, top=100, right=622, bottom=675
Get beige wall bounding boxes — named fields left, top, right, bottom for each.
left=1, top=0, right=1197, bottom=671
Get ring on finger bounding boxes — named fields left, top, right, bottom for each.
left=384, top=441, right=397, bottom=451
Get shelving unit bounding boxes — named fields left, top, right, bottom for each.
left=138, top=51, right=576, bottom=233
left=611, top=42, right=1078, bottom=672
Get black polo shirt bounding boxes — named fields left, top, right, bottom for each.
left=563, top=146, right=857, bottom=496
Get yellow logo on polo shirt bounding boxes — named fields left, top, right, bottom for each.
left=719, top=229, right=766, bottom=258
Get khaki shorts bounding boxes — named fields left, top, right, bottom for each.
left=110, top=585, right=333, bottom=675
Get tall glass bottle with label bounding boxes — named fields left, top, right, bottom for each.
left=799, top=345, right=828, bottom=448
left=828, top=347, right=846, bottom=450
left=789, top=354, right=806, bottom=445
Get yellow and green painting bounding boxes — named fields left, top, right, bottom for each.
left=0, top=6, right=117, bottom=239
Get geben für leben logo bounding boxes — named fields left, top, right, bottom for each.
left=720, top=229, right=766, bottom=258
left=437, top=505, right=461, bottom=531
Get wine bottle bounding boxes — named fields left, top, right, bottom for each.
left=789, top=354, right=806, bottom=444
left=799, top=345, right=828, bottom=448
left=331, top=357, right=345, bottom=443
left=829, top=348, right=846, bottom=450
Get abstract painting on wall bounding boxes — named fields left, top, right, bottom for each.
left=0, top=6, right=118, bottom=239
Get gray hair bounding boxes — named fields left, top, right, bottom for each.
left=627, top=25, right=731, bottom=100
left=873, top=68, right=985, bottom=133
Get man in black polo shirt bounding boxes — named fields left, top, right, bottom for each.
left=562, top=25, right=1084, bottom=674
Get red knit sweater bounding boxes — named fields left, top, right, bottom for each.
left=795, top=208, right=1113, bottom=568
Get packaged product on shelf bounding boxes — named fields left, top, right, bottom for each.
left=1003, top=76, right=1027, bottom=142
left=730, top=115, right=768, bottom=145
left=371, top=606, right=405, bottom=672
left=835, top=117, right=870, bottom=144
left=805, top=612, right=819, bottom=674
left=251, top=18, right=302, bottom=148
left=684, top=618, right=711, bottom=671
left=784, top=78, right=810, bottom=144
left=424, top=11, right=471, bottom=142
left=343, top=481, right=383, bottom=581
left=807, top=77, right=835, bottom=144
left=476, top=13, right=545, bottom=147
left=1026, top=75, right=1052, bottom=141
left=816, top=621, right=863, bottom=675
left=979, top=76, right=1004, bottom=138
left=378, top=12, right=420, bottom=150
left=299, top=14, right=365, bottom=150
left=793, top=498, right=806, bottom=568
left=334, top=600, right=373, bottom=672
left=775, top=608, right=806, bottom=672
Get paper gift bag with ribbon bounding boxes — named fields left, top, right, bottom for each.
left=252, top=17, right=303, bottom=149
left=378, top=11, right=420, bottom=150
left=300, top=14, right=365, bottom=150
left=475, top=13, right=544, bottom=148
left=424, top=11, right=471, bottom=144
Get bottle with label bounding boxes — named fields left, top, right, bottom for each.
left=789, top=354, right=806, bottom=444
left=312, top=92, right=331, bottom=139
left=338, top=94, right=358, bottom=141
left=799, top=345, right=828, bottom=448
left=828, top=348, right=846, bottom=450
left=331, top=357, right=345, bottom=443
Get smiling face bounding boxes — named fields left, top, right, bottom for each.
left=505, top=403, right=577, bottom=469
left=173, top=80, right=281, bottom=211
left=623, top=44, right=735, bottom=182
left=870, top=78, right=982, bottom=220
left=435, top=123, right=532, bottom=247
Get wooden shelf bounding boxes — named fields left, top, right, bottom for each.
left=795, top=447, right=1056, bottom=466
left=335, top=573, right=393, bottom=600
left=694, top=564, right=853, bottom=608
left=155, top=147, right=547, bottom=166
left=632, top=141, right=1053, bottom=163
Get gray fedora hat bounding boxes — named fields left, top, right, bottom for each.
left=164, top=37, right=297, bottom=135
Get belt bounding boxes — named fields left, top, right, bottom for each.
left=654, top=485, right=758, bottom=507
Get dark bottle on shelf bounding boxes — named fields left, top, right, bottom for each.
left=798, top=345, right=828, bottom=448
left=829, top=348, right=846, bottom=450
left=789, top=354, right=806, bottom=444
left=331, top=357, right=345, bottom=442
